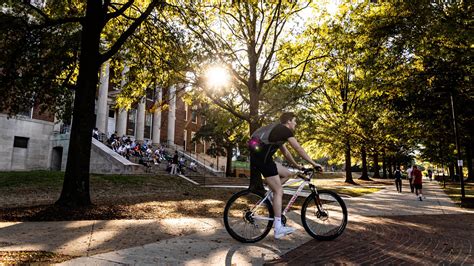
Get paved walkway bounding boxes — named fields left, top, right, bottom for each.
left=0, top=179, right=472, bottom=265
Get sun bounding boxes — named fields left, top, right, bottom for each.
left=205, top=65, right=230, bottom=89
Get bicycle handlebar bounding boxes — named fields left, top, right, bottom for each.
left=299, top=166, right=323, bottom=175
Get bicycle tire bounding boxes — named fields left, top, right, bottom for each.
left=301, top=190, right=347, bottom=241
left=223, top=190, right=274, bottom=243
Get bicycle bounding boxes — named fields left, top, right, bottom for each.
left=223, top=168, right=348, bottom=243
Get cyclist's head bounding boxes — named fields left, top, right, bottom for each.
left=280, top=112, right=297, bottom=131
left=280, top=112, right=296, bottom=124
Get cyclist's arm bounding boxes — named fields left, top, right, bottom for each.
left=279, top=144, right=300, bottom=168
left=287, top=137, right=321, bottom=169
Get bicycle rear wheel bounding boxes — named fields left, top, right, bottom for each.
left=301, top=190, right=347, bottom=241
left=223, top=190, right=274, bottom=243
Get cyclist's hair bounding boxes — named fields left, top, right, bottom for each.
left=279, top=112, right=296, bottom=124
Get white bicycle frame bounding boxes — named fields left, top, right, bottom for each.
left=251, top=174, right=317, bottom=221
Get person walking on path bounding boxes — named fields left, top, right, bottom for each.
left=412, top=165, right=424, bottom=201
left=394, top=168, right=403, bottom=193
left=407, top=165, right=414, bottom=193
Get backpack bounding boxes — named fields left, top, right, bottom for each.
left=248, top=122, right=285, bottom=151
left=394, top=170, right=402, bottom=179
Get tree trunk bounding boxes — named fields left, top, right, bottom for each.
left=372, top=151, right=381, bottom=178
left=247, top=47, right=264, bottom=192
left=388, top=158, right=393, bottom=179
left=225, top=146, right=233, bottom=177
left=449, top=163, right=455, bottom=180
left=359, top=145, right=370, bottom=180
left=56, top=0, right=104, bottom=207
left=382, top=151, right=387, bottom=178
left=344, top=140, right=355, bottom=184
left=466, top=139, right=474, bottom=181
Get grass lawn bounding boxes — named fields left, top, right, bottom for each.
left=0, top=251, right=75, bottom=264
left=0, top=171, right=242, bottom=221
left=0, top=170, right=386, bottom=222
left=231, top=160, right=250, bottom=169
left=439, top=180, right=474, bottom=206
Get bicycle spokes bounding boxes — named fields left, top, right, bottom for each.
left=223, top=190, right=274, bottom=243
left=301, top=191, right=347, bottom=241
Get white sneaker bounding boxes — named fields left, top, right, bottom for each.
left=274, top=226, right=296, bottom=239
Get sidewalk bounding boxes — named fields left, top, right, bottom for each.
left=269, top=180, right=474, bottom=264
left=0, top=179, right=472, bottom=265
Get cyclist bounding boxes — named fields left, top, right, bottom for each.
left=249, top=112, right=322, bottom=239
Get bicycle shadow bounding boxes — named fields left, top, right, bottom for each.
left=221, top=211, right=313, bottom=265
left=58, top=212, right=314, bottom=265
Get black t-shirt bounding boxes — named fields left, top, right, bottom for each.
left=251, top=124, right=294, bottom=162
left=268, top=124, right=294, bottom=143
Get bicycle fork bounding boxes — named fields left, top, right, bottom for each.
left=309, top=184, right=327, bottom=217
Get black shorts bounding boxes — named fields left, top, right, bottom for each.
left=250, top=157, right=278, bottom=178
left=414, top=183, right=422, bottom=189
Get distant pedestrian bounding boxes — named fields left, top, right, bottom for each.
left=171, top=151, right=179, bottom=175
left=428, top=169, right=433, bottom=181
left=407, top=165, right=414, bottom=193
left=412, top=165, right=424, bottom=201
left=394, top=168, right=402, bottom=193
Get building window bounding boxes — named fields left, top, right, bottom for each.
left=17, top=107, right=33, bottom=119
left=127, top=109, right=136, bottom=136
left=145, top=113, right=152, bottom=139
left=191, top=131, right=197, bottom=153
left=13, top=136, right=29, bottom=148
left=191, top=108, right=197, bottom=124
left=183, top=129, right=187, bottom=151
left=108, top=109, right=115, bottom=118
left=184, top=104, right=188, bottom=121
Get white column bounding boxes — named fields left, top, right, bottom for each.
left=167, top=86, right=176, bottom=146
left=96, top=61, right=110, bottom=134
left=116, top=64, right=129, bottom=137
left=136, top=97, right=145, bottom=142
left=116, top=109, right=127, bottom=137
left=152, top=86, right=162, bottom=145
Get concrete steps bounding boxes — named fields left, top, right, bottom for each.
left=90, top=138, right=146, bottom=175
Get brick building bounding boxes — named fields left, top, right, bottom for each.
left=0, top=61, right=222, bottom=172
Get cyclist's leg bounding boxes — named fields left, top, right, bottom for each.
left=266, top=175, right=283, bottom=217
left=276, top=162, right=294, bottom=185
left=266, top=174, right=295, bottom=238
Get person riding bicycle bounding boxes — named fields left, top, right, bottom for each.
left=249, top=112, right=322, bottom=239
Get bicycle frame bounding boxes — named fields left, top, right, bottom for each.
left=251, top=171, right=321, bottom=221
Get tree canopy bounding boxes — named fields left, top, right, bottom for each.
left=1, top=0, right=472, bottom=205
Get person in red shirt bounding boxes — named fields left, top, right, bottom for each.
left=412, top=165, right=424, bottom=201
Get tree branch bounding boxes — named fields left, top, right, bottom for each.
left=22, top=1, right=83, bottom=28
left=100, top=0, right=164, bottom=63
left=105, top=0, right=135, bottom=22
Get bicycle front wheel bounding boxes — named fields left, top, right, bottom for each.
left=301, top=190, right=347, bottom=241
left=223, top=190, right=274, bottom=243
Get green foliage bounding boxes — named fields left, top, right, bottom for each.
left=360, top=1, right=472, bottom=166
left=0, top=2, right=80, bottom=117
left=170, top=1, right=323, bottom=131
left=193, top=105, right=248, bottom=157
